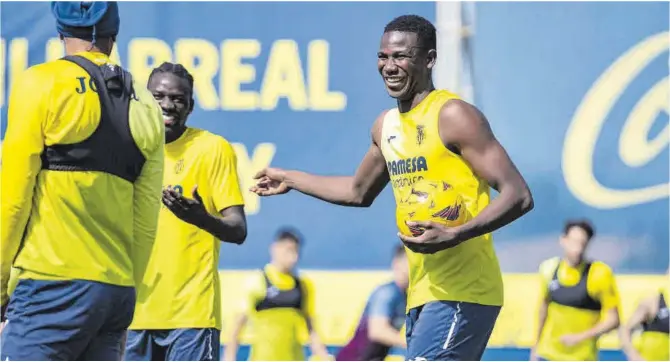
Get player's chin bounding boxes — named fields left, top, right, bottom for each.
left=385, top=84, right=411, bottom=100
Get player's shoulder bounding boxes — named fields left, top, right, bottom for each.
left=372, top=108, right=397, bottom=142
left=370, top=281, right=400, bottom=300
left=187, top=128, right=233, bottom=148
left=539, top=257, right=561, bottom=277
left=243, top=271, right=266, bottom=290
left=296, top=272, right=314, bottom=287
left=12, top=62, right=57, bottom=90
left=588, top=260, right=614, bottom=279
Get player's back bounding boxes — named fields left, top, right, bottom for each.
left=8, top=51, right=164, bottom=287
left=379, top=89, right=504, bottom=310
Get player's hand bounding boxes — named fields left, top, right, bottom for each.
left=162, top=185, right=210, bottom=226
left=624, top=351, right=646, bottom=361
left=397, top=220, right=465, bottom=254
left=250, top=168, right=290, bottom=196
left=528, top=346, right=540, bottom=361
left=559, top=333, right=583, bottom=347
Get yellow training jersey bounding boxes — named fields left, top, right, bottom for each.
left=238, top=264, right=316, bottom=361
left=379, top=89, right=503, bottom=310
left=1, top=51, right=164, bottom=304
left=536, top=257, right=620, bottom=361
left=130, top=127, right=245, bottom=330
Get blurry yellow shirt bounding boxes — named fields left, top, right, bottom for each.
left=379, top=90, right=503, bottom=310
left=635, top=289, right=669, bottom=361
left=537, top=257, right=620, bottom=361
left=130, top=127, right=244, bottom=330
left=1, top=52, right=165, bottom=304
left=239, top=264, right=316, bottom=361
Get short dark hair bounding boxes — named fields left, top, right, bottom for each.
left=384, top=15, right=437, bottom=50
left=563, top=219, right=595, bottom=241
left=393, top=244, right=406, bottom=259
left=148, top=62, right=194, bottom=93
left=274, top=227, right=303, bottom=245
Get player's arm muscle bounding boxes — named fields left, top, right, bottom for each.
left=619, top=296, right=654, bottom=360
left=283, top=111, right=390, bottom=207
left=439, top=99, right=533, bottom=240
left=204, top=140, right=247, bottom=244
left=0, top=69, right=47, bottom=305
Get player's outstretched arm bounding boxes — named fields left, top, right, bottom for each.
left=251, top=111, right=390, bottom=207
left=439, top=99, right=534, bottom=241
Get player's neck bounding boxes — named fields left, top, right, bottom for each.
left=270, top=262, right=292, bottom=275
left=563, top=255, right=584, bottom=268
left=397, top=86, right=435, bottom=113
left=63, top=38, right=111, bottom=56
left=166, top=127, right=188, bottom=144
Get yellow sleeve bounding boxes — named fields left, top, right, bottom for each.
left=129, top=88, right=165, bottom=287
left=207, top=138, right=245, bottom=213
left=237, top=273, right=265, bottom=315
left=300, top=276, right=317, bottom=319
left=1, top=67, right=49, bottom=304
left=588, top=262, right=620, bottom=311
left=538, top=257, right=559, bottom=300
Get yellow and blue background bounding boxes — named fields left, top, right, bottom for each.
left=1, top=2, right=668, bottom=360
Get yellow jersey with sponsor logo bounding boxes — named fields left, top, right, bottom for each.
left=379, top=90, right=503, bottom=310
left=130, top=127, right=245, bottom=330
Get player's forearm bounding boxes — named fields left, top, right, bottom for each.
left=308, top=330, right=329, bottom=356
left=580, top=310, right=620, bottom=340
left=457, top=182, right=533, bottom=242
left=224, top=316, right=246, bottom=361
left=533, top=301, right=549, bottom=346
left=369, top=324, right=406, bottom=348
left=198, top=212, right=247, bottom=244
left=284, top=171, right=370, bottom=207
left=618, top=325, right=641, bottom=358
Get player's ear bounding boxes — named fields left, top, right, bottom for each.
left=188, top=96, right=195, bottom=114
left=426, top=49, right=437, bottom=70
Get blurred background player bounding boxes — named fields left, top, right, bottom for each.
left=531, top=219, right=621, bottom=361
left=125, top=63, right=247, bottom=361
left=224, top=228, right=330, bottom=361
left=336, top=244, right=408, bottom=361
left=251, top=14, right=533, bottom=361
left=619, top=269, right=669, bottom=361
left=0, top=1, right=165, bottom=360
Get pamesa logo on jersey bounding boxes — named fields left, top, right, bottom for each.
left=387, top=156, right=428, bottom=176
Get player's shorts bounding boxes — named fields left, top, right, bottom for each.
left=124, top=328, right=220, bottom=361
left=0, top=278, right=135, bottom=361
left=405, top=300, right=501, bottom=361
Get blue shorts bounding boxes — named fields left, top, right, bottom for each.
left=124, top=328, right=220, bottom=361
left=405, top=300, right=501, bottom=361
left=1, top=278, right=135, bottom=361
